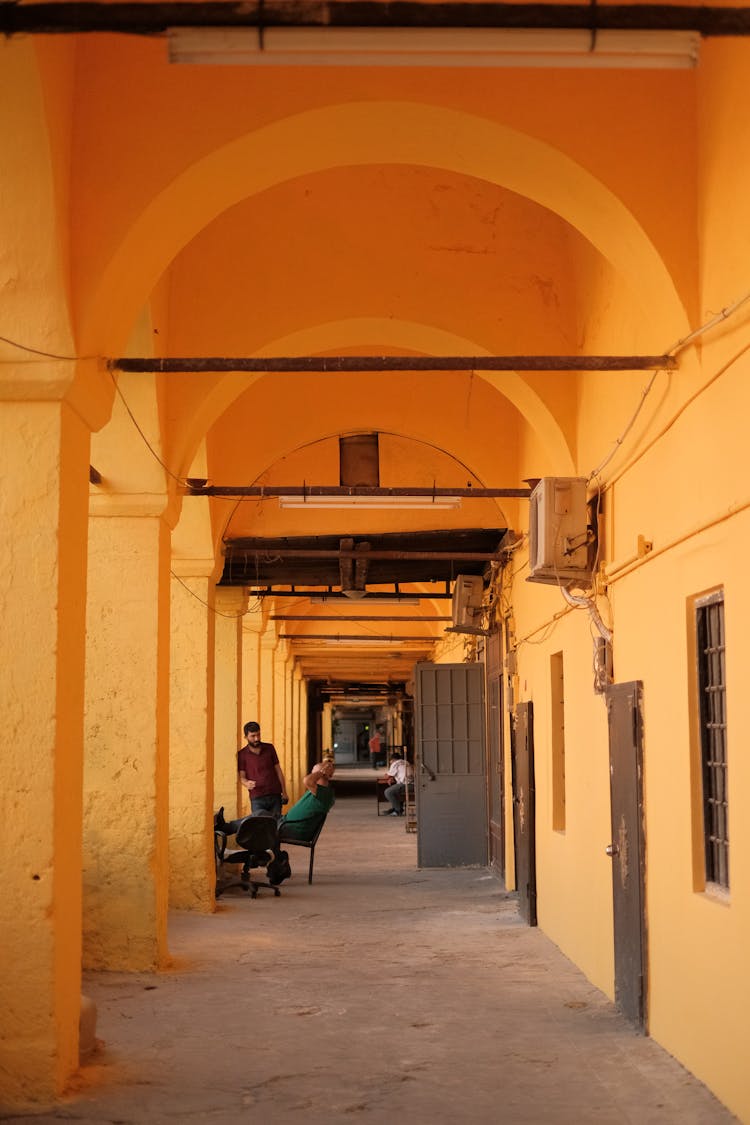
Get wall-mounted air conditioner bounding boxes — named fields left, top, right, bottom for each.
left=448, top=573, right=486, bottom=635
left=527, top=477, right=593, bottom=586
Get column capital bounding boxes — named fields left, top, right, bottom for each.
left=260, top=632, right=279, bottom=653
left=0, top=357, right=118, bottom=433
left=214, top=587, right=248, bottom=615
left=171, top=557, right=216, bottom=580
left=241, top=608, right=265, bottom=635
left=89, top=492, right=169, bottom=519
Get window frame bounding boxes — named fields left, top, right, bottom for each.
left=694, top=589, right=729, bottom=892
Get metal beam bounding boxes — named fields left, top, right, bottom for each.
left=5, top=3, right=750, bottom=37
left=282, top=634, right=438, bottom=640
left=244, top=590, right=453, bottom=599
left=114, top=354, right=676, bottom=373
left=271, top=614, right=451, bottom=621
left=230, top=548, right=499, bottom=560
left=187, top=483, right=530, bottom=498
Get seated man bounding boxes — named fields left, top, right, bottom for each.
left=278, top=759, right=335, bottom=842
left=216, top=759, right=336, bottom=843
left=381, top=750, right=413, bottom=817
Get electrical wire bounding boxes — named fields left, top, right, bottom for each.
left=220, top=426, right=505, bottom=543
left=107, top=368, right=190, bottom=488
left=587, top=368, right=661, bottom=482
left=667, top=289, right=750, bottom=357
left=0, top=331, right=89, bottom=362
left=560, top=586, right=613, bottom=642
left=587, top=284, right=750, bottom=484
left=171, top=570, right=264, bottom=619
left=602, top=337, right=750, bottom=493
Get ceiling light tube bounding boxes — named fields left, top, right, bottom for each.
left=309, top=596, right=421, bottom=605
left=278, top=494, right=462, bottom=510
left=168, top=28, right=700, bottom=69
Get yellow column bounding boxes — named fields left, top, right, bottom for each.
left=169, top=567, right=215, bottom=912
left=284, top=651, right=296, bottom=795
left=83, top=507, right=170, bottom=970
left=299, top=676, right=309, bottom=779
left=322, top=703, right=333, bottom=757
left=292, top=664, right=305, bottom=799
left=214, top=587, right=247, bottom=819
left=240, top=609, right=263, bottom=725
left=273, top=639, right=290, bottom=781
left=0, top=400, right=89, bottom=1103
left=259, top=632, right=277, bottom=736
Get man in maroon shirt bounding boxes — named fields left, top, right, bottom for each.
left=237, top=721, right=289, bottom=818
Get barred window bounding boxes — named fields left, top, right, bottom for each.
left=696, top=592, right=729, bottom=889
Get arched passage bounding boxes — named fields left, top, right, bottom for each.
left=79, top=100, right=689, bottom=357
left=171, top=318, right=576, bottom=484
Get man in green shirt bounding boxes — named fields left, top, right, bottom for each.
left=278, top=760, right=335, bottom=841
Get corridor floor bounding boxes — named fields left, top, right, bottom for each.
left=6, top=795, right=735, bottom=1125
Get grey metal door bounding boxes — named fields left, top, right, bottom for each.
left=512, top=701, right=537, bottom=925
left=486, top=631, right=505, bottom=879
left=606, top=680, right=647, bottom=1029
left=415, top=662, right=488, bottom=867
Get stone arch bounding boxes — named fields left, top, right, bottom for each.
left=172, top=318, right=575, bottom=485
left=81, top=100, right=687, bottom=356
left=79, top=100, right=689, bottom=486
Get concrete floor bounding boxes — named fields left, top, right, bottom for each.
left=4, top=793, right=736, bottom=1125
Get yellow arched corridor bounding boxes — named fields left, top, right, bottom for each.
left=1, top=10, right=750, bottom=1120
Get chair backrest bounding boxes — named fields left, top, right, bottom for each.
left=308, top=814, right=327, bottom=845
left=284, top=812, right=327, bottom=848
left=235, top=814, right=279, bottom=852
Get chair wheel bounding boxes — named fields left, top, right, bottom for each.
left=273, top=888, right=280, bottom=897
left=250, top=887, right=258, bottom=899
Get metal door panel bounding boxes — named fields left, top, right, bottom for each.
left=416, top=662, right=488, bottom=867
left=486, top=631, right=505, bottom=880
left=512, top=701, right=537, bottom=925
left=606, top=681, right=647, bottom=1028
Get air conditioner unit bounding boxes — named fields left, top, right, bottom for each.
left=527, top=477, right=592, bottom=585
left=449, top=574, right=485, bottom=634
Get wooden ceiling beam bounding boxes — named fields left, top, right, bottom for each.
left=6, top=3, right=750, bottom=38
left=116, top=353, right=676, bottom=373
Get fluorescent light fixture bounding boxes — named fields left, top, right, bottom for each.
left=277, top=494, right=462, bottom=510
left=168, top=28, right=700, bottom=70
left=310, top=596, right=421, bottom=605
left=310, top=638, right=432, bottom=646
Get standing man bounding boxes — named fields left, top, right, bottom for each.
left=368, top=726, right=383, bottom=769
left=237, top=721, right=288, bottom=818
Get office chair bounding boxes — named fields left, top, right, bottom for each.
left=214, top=812, right=286, bottom=899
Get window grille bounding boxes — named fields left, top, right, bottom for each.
left=696, top=592, right=729, bottom=889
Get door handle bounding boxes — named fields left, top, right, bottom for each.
left=605, top=844, right=619, bottom=857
